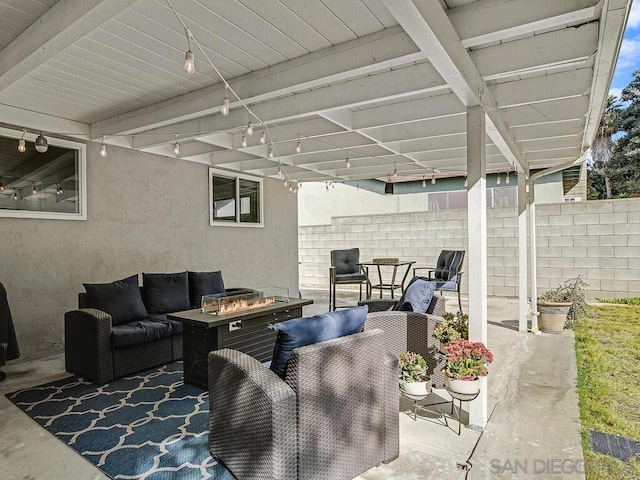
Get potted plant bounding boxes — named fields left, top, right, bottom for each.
left=398, top=351, right=430, bottom=396
left=432, top=312, right=468, bottom=353
left=538, top=276, right=589, bottom=333
left=442, top=339, right=494, bottom=394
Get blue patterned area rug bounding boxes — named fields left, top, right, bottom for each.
left=6, top=362, right=234, bottom=480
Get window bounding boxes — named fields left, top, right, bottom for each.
left=209, top=168, right=263, bottom=227
left=0, top=128, right=86, bottom=220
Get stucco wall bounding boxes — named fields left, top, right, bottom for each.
left=2, top=143, right=299, bottom=361
left=298, top=198, right=640, bottom=300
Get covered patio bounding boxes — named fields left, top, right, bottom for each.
left=0, top=0, right=632, bottom=478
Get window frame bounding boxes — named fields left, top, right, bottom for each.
left=0, top=127, right=87, bottom=221
left=209, top=168, right=263, bottom=227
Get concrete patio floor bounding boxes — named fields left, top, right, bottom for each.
left=0, top=290, right=585, bottom=479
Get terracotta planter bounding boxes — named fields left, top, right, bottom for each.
left=537, top=301, right=572, bottom=333
left=401, top=380, right=431, bottom=396
left=444, top=376, right=480, bottom=395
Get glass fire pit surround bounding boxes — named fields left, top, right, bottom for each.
left=201, top=287, right=289, bottom=314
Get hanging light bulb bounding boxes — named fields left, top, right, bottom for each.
left=241, top=132, right=247, bottom=148
left=268, top=146, right=274, bottom=158
left=277, top=164, right=283, bottom=177
left=174, top=143, right=180, bottom=156
left=221, top=86, right=229, bottom=116
left=100, top=136, right=107, bottom=157
left=431, top=175, right=436, bottom=185
left=184, top=50, right=195, bottom=74
left=422, top=177, right=426, bottom=188
left=296, top=136, right=302, bottom=154
left=496, top=173, right=501, bottom=185
left=393, top=163, right=398, bottom=180
left=346, top=155, right=351, bottom=168
left=505, top=171, right=510, bottom=184
left=59, top=184, right=63, bottom=194
left=284, top=178, right=289, bottom=187
left=0, top=179, right=3, bottom=191
left=13, top=191, right=18, bottom=200
left=260, top=132, right=266, bottom=144
left=464, top=175, right=468, bottom=188
left=56, top=184, right=62, bottom=195
left=246, top=121, right=254, bottom=135
left=18, top=130, right=27, bottom=153
left=35, top=132, right=48, bottom=153
left=32, top=182, right=37, bottom=195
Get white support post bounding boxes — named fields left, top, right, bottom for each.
left=466, top=105, right=488, bottom=429
left=518, top=174, right=528, bottom=332
left=529, top=184, right=539, bottom=332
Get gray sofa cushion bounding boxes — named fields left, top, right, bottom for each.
left=111, top=319, right=172, bottom=348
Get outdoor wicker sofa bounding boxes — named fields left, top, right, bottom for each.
left=208, top=328, right=399, bottom=480
left=65, top=271, right=254, bottom=384
left=360, top=293, right=447, bottom=388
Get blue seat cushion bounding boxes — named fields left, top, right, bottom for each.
left=269, top=305, right=368, bottom=379
left=188, top=271, right=226, bottom=309
left=147, top=313, right=183, bottom=335
left=142, top=272, right=190, bottom=315
left=83, top=274, right=148, bottom=326
left=111, top=320, right=172, bottom=348
left=393, top=277, right=436, bottom=314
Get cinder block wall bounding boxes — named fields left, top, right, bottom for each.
left=298, top=198, right=640, bottom=299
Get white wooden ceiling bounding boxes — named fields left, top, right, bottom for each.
left=0, top=0, right=631, bottom=184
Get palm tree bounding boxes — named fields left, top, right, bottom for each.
left=591, top=95, right=621, bottom=198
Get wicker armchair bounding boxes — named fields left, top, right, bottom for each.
left=208, top=328, right=399, bottom=480
left=359, top=294, right=446, bottom=388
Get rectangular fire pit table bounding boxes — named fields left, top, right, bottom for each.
left=168, top=297, right=313, bottom=388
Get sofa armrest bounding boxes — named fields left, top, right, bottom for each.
left=358, top=298, right=396, bottom=312
left=383, top=351, right=400, bottom=463
left=208, top=349, right=297, bottom=480
left=64, top=308, right=113, bottom=384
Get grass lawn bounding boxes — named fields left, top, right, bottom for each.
left=573, top=305, right=640, bottom=479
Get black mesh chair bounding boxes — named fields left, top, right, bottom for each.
left=413, top=250, right=465, bottom=312
left=329, top=248, right=368, bottom=311
left=0, top=283, right=20, bottom=382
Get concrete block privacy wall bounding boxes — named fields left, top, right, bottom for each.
left=2, top=143, right=299, bottom=361
left=298, top=198, right=640, bottom=300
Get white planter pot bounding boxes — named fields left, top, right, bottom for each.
left=537, top=301, right=572, bottom=333
left=401, top=380, right=431, bottom=396
left=444, top=376, right=480, bottom=395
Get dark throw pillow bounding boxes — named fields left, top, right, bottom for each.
left=187, top=271, right=226, bottom=308
left=269, top=305, right=368, bottom=379
left=142, top=272, right=190, bottom=315
left=393, top=277, right=437, bottom=314
left=83, top=274, right=147, bottom=326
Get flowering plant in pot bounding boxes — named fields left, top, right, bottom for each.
left=398, top=351, right=430, bottom=396
left=432, top=312, right=468, bottom=353
left=442, top=339, right=494, bottom=394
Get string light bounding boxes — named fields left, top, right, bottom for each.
left=422, top=176, right=426, bottom=188
left=56, top=183, right=62, bottom=195
left=221, top=85, right=229, bottom=116
left=32, top=182, right=37, bottom=195
left=296, top=136, right=302, bottom=154
left=183, top=27, right=195, bottom=74
left=268, top=146, right=274, bottom=158
left=393, top=163, right=397, bottom=180
left=464, top=175, right=468, bottom=188
left=241, top=131, right=247, bottom=148
left=496, top=173, right=501, bottom=185
left=506, top=171, right=510, bottom=184
left=35, top=132, right=48, bottom=153
left=260, top=132, right=266, bottom=144
left=345, top=154, right=351, bottom=168
left=173, top=135, right=180, bottom=156
left=18, top=130, right=26, bottom=153
left=277, top=164, right=283, bottom=176
left=100, top=136, right=107, bottom=157
left=246, top=121, right=254, bottom=136
left=0, top=178, right=3, bottom=191
left=431, top=175, right=436, bottom=185
left=13, top=190, right=18, bottom=200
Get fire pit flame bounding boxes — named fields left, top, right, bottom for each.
left=217, top=296, right=276, bottom=314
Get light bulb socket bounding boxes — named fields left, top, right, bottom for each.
left=184, top=50, right=195, bottom=74
left=35, top=133, right=48, bottom=153
left=18, top=138, right=26, bottom=153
